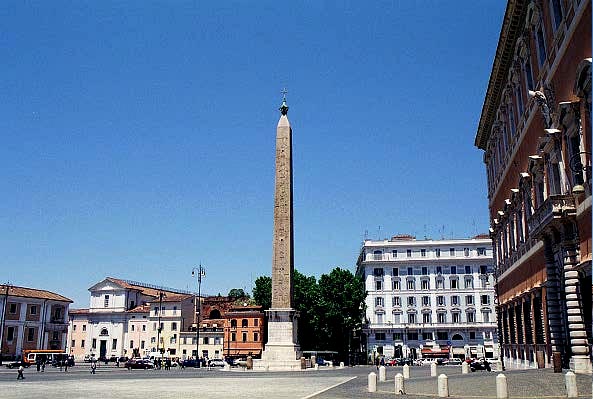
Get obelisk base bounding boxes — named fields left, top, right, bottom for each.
left=254, top=308, right=302, bottom=371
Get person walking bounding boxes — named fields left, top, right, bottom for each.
left=90, top=361, right=97, bottom=374
left=41, top=361, right=45, bottom=372
left=17, top=365, right=25, bottom=380
left=36, top=358, right=41, bottom=372
left=64, top=359, right=69, bottom=372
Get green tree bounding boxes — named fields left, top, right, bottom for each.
left=252, top=276, right=271, bottom=310
left=228, top=288, right=249, bottom=300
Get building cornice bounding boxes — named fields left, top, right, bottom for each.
left=475, top=0, right=527, bottom=150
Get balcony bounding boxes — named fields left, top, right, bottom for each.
left=527, top=194, right=576, bottom=237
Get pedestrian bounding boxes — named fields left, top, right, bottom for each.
left=64, top=359, right=68, bottom=372
left=17, top=365, right=25, bottom=380
left=41, top=361, right=45, bottom=372
left=90, top=361, right=97, bottom=374
left=36, top=358, right=41, bottom=372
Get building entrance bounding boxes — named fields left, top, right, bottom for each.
left=100, top=340, right=107, bottom=359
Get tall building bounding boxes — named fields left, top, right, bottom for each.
left=356, top=236, right=497, bottom=362
left=0, top=284, right=72, bottom=361
left=474, top=0, right=591, bottom=373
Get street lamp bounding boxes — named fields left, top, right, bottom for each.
left=568, top=151, right=592, bottom=195
left=192, top=265, right=205, bottom=368
left=156, top=292, right=163, bottom=359
left=0, top=283, right=12, bottom=366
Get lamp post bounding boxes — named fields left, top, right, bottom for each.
left=156, top=292, right=163, bottom=358
left=569, top=151, right=592, bottom=195
left=192, top=265, right=205, bottom=368
left=0, top=283, right=11, bottom=365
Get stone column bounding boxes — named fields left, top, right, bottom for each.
left=561, top=227, right=592, bottom=374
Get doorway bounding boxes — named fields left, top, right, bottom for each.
left=100, top=340, right=107, bottom=359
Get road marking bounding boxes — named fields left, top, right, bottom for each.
left=301, top=376, right=357, bottom=399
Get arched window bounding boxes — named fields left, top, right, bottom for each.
left=100, top=328, right=108, bottom=336
left=241, top=319, right=248, bottom=328
left=230, top=319, right=237, bottom=328
left=209, top=309, right=221, bottom=319
left=452, top=333, right=464, bottom=341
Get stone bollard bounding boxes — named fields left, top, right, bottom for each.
left=495, top=360, right=503, bottom=371
left=402, top=363, right=410, bottom=379
left=496, top=373, right=508, bottom=399
left=246, top=356, right=253, bottom=370
left=368, top=372, right=377, bottom=392
left=314, top=363, right=319, bottom=370
left=565, top=371, right=578, bottom=398
left=431, top=362, right=437, bottom=377
left=311, top=355, right=316, bottom=367
left=300, top=357, right=306, bottom=370
left=394, top=373, right=405, bottom=395
left=379, top=365, right=386, bottom=382
left=437, top=374, right=449, bottom=397
left=461, top=361, right=469, bottom=374
left=339, top=361, right=344, bottom=369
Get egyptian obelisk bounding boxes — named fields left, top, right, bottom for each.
left=257, top=91, right=301, bottom=370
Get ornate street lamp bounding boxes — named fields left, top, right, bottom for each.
left=192, top=265, right=205, bottom=368
left=569, top=151, right=592, bottom=195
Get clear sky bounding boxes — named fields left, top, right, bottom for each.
left=1, top=1, right=506, bottom=307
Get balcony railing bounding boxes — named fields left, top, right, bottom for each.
left=527, top=194, right=576, bottom=237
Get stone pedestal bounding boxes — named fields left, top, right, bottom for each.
left=569, top=355, right=593, bottom=374
left=254, top=308, right=301, bottom=371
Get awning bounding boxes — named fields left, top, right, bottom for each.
left=421, top=346, right=450, bottom=357
left=452, top=348, right=465, bottom=355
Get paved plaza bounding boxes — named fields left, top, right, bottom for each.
left=0, top=364, right=591, bottom=399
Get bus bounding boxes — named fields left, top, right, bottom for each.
left=22, top=349, right=72, bottom=367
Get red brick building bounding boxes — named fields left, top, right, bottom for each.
left=474, top=0, right=591, bottom=373
left=224, top=304, right=265, bottom=359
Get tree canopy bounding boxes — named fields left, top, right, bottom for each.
left=227, top=288, right=249, bottom=300
left=252, top=267, right=366, bottom=362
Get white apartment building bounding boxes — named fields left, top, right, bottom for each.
left=356, top=235, right=498, bottom=361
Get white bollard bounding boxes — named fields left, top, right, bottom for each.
left=461, top=361, right=469, bottom=374
left=437, top=374, right=449, bottom=397
left=339, top=361, right=344, bottom=369
left=379, top=365, right=386, bottom=382
left=496, top=373, right=508, bottom=399
left=395, top=373, right=405, bottom=395
left=314, top=364, right=319, bottom=370
left=495, top=360, right=503, bottom=371
left=402, top=363, right=410, bottom=379
left=431, top=362, right=437, bottom=377
left=368, top=372, right=377, bottom=392
left=565, top=371, right=578, bottom=398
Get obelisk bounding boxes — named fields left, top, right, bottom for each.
left=258, top=91, right=301, bottom=370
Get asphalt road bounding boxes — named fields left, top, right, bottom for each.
left=0, top=363, right=591, bottom=399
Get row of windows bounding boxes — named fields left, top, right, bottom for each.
left=229, top=318, right=259, bottom=328
left=371, top=247, right=488, bottom=261
left=4, top=326, right=37, bottom=342
left=230, top=332, right=260, bottom=342
left=375, top=276, right=490, bottom=291
left=375, top=294, right=491, bottom=308
left=6, top=303, right=63, bottom=319
left=374, top=330, right=494, bottom=341
left=376, top=310, right=492, bottom=325
left=373, top=265, right=490, bottom=277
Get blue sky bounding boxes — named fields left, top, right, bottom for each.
left=1, top=1, right=505, bottom=307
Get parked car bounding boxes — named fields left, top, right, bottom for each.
left=5, top=360, right=29, bottom=369
left=208, top=359, right=225, bottom=367
left=470, top=359, right=492, bottom=372
left=316, top=357, right=332, bottom=366
left=386, top=358, right=398, bottom=366
left=125, top=359, right=154, bottom=370
left=447, top=358, right=463, bottom=366
left=182, top=359, right=199, bottom=368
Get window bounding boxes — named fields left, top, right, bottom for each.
left=437, top=331, right=448, bottom=340
left=393, top=332, right=402, bottom=340
left=204, top=337, right=210, bottom=344
left=81, top=339, right=85, bottom=348
left=407, top=280, right=415, bottom=290
left=54, top=307, right=62, bottom=320
left=482, top=311, right=490, bottom=323
left=465, top=266, right=471, bottom=274
left=392, top=250, right=398, bottom=258
left=451, top=266, right=457, bottom=274
left=375, top=297, right=384, bottom=307
left=464, top=277, right=473, bottom=289
left=151, top=337, right=156, bottom=344
left=73, top=325, right=77, bottom=331
left=477, top=247, right=486, bottom=256
left=373, top=268, right=384, bottom=277
left=241, top=319, right=248, bottom=328
left=392, top=267, right=399, bottom=276
left=142, top=325, right=146, bottom=332
left=421, top=267, right=428, bottom=275
left=82, top=325, right=86, bottom=332
left=392, top=280, right=400, bottom=290
left=437, top=296, right=445, bottom=306
left=480, top=265, right=488, bottom=274
left=436, top=278, right=444, bottom=289
left=9, top=303, right=16, bottom=314
left=104, top=295, right=110, bottom=308
left=373, top=251, right=383, bottom=260
left=450, top=279, right=458, bottom=289
left=451, top=296, right=459, bottom=306
left=515, top=84, right=524, bottom=117
left=92, top=339, right=97, bottom=349
left=421, top=249, right=426, bottom=257
left=231, top=319, right=237, bottom=328
left=131, top=325, right=135, bottom=332
left=524, top=58, right=534, bottom=90
left=27, top=328, right=34, bottom=342
left=392, top=297, right=401, bottom=306
left=173, top=306, right=177, bottom=315
left=100, top=328, right=109, bottom=336
left=422, top=331, right=432, bottom=340
left=436, top=266, right=442, bottom=274
left=407, top=296, right=416, bottom=306
left=130, top=300, right=135, bottom=309
left=130, top=340, right=134, bottom=349
left=469, top=331, right=476, bottom=340
left=437, top=313, right=446, bottom=323
left=231, top=333, right=236, bottom=342
left=422, top=296, right=430, bottom=306
left=171, top=322, right=177, bottom=331
left=536, top=25, right=547, bottom=66
left=254, top=319, right=259, bottom=326
left=7, top=326, right=14, bottom=341
left=408, top=313, right=416, bottom=324
left=375, top=280, right=383, bottom=291
left=450, top=248, right=455, bottom=256
left=30, top=305, right=37, bottom=315
left=377, top=313, right=383, bottom=324
left=423, top=313, right=431, bottom=323
left=466, top=295, right=474, bottom=305
left=71, top=339, right=75, bottom=348
left=375, top=332, right=386, bottom=341
left=421, top=279, right=430, bottom=290
left=452, top=313, right=460, bottom=323
left=52, top=331, right=59, bottom=341
left=407, top=331, right=419, bottom=340
left=141, top=341, right=145, bottom=349
left=407, top=267, right=413, bottom=275
left=463, top=248, right=470, bottom=257
left=435, top=248, right=441, bottom=257
left=112, top=339, right=117, bottom=350
left=481, top=295, right=490, bottom=305
left=406, top=249, right=412, bottom=257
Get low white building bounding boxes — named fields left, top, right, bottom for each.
left=356, top=235, right=498, bottom=362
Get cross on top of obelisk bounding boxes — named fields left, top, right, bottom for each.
left=279, top=88, right=289, bottom=115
